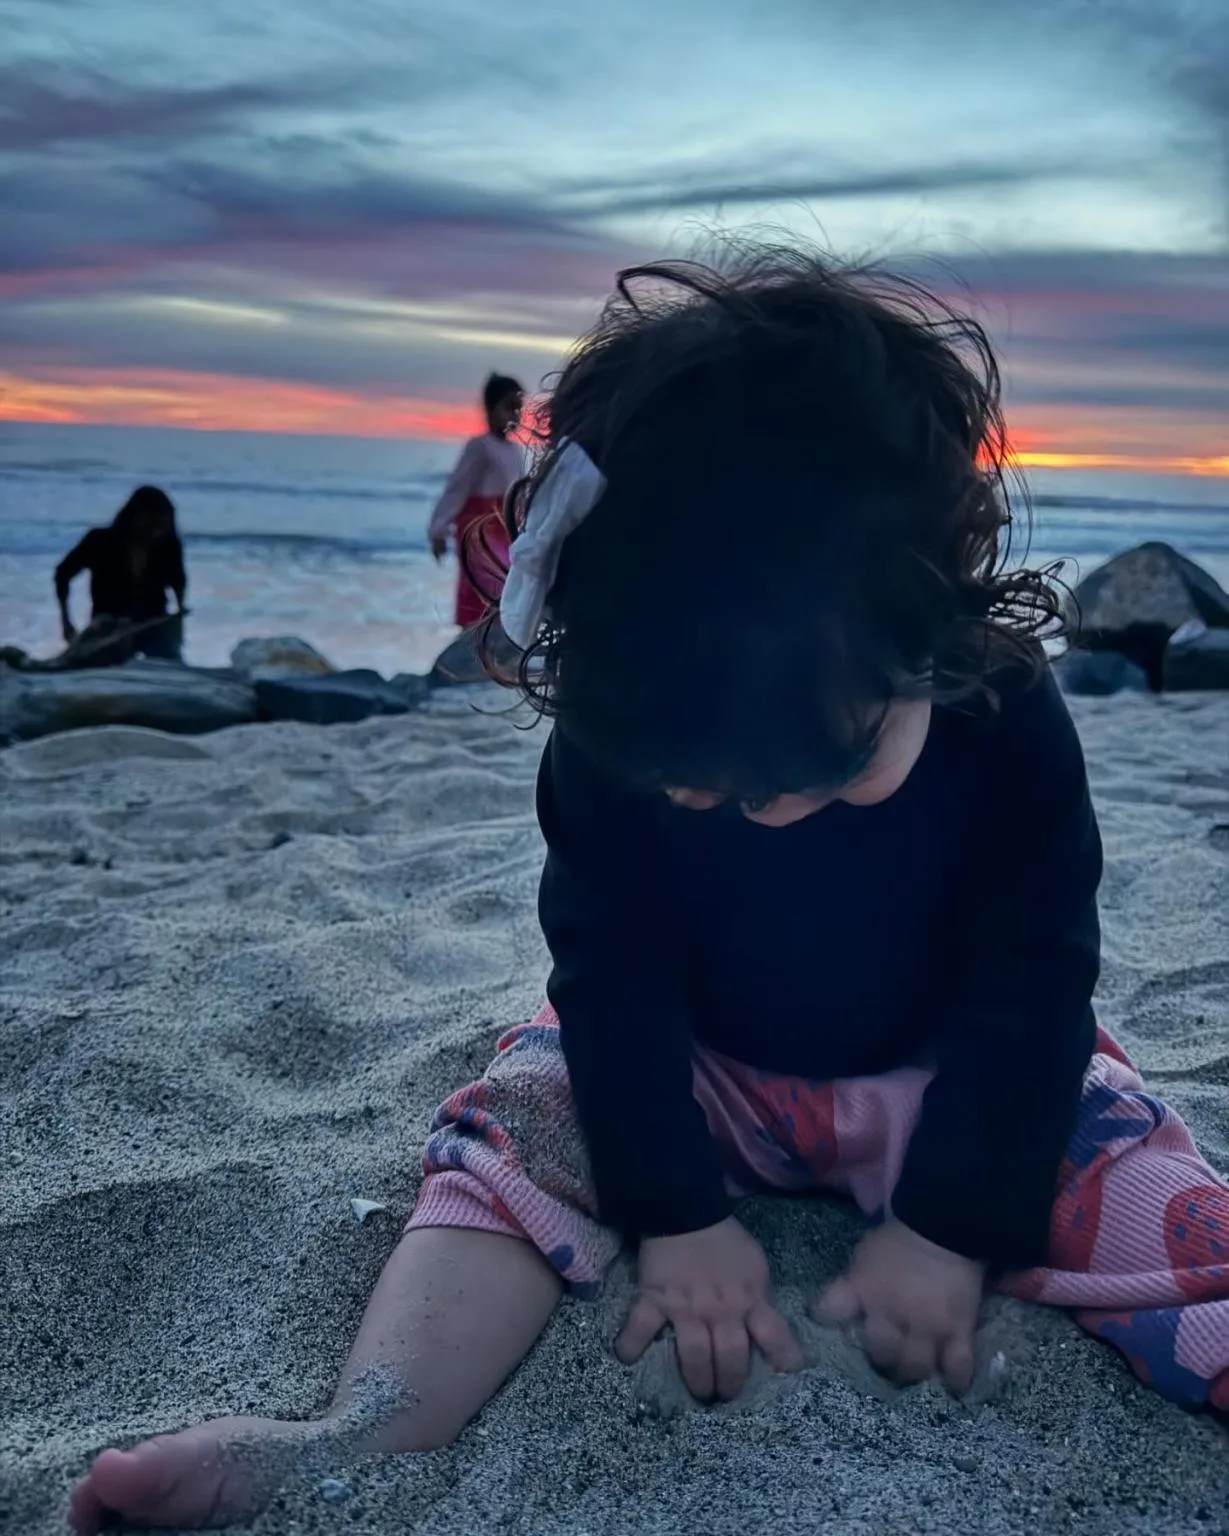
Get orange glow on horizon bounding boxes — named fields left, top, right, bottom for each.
left=1005, top=416, right=1229, bottom=479
left=1, top=366, right=1226, bottom=476
left=1013, top=450, right=1229, bottom=478
left=0, top=367, right=485, bottom=440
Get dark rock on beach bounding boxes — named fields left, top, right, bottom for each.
left=390, top=674, right=433, bottom=707
left=1064, top=542, right=1229, bottom=690
left=230, top=635, right=336, bottom=682
left=429, top=629, right=487, bottom=687
left=255, top=670, right=423, bottom=727
left=234, top=636, right=432, bottom=724
left=0, top=659, right=258, bottom=746
left=429, top=620, right=518, bottom=688
left=1053, top=650, right=1150, bottom=698
left=1162, top=621, right=1229, bottom=693
left=0, top=633, right=432, bottom=745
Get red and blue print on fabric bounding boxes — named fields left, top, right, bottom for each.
left=413, top=1012, right=1229, bottom=1412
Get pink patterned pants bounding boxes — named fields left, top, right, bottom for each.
left=408, top=1007, right=1229, bottom=1411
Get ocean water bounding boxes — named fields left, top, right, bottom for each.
left=1, top=421, right=1227, bottom=677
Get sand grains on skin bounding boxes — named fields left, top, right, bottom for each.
left=2, top=689, right=1228, bottom=1534
left=66, top=1371, right=410, bottom=1533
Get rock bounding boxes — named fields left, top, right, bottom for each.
left=429, top=629, right=488, bottom=687
left=0, top=660, right=257, bottom=746
left=349, top=1198, right=388, bottom=1224
left=1065, top=543, right=1229, bottom=688
left=230, top=636, right=335, bottom=682
left=1162, top=620, right=1229, bottom=692
left=1053, top=650, right=1151, bottom=698
left=389, top=673, right=432, bottom=709
left=1068, top=542, right=1229, bottom=634
left=254, top=670, right=417, bottom=726
left=429, top=620, right=519, bottom=688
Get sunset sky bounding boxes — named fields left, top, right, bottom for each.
left=1, top=0, right=1226, bottom=472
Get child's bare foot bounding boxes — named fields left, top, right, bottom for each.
left=67, top=1415, right=323, bottom=1533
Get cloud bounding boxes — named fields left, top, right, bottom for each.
left=907, top=250, right=1229, bottom=439
left=5, top=240, right=1225, bottom=426
left=564, top=154, right=1131, bottom=218
left=0, top=286, right=583, bottom=394
left=0, top=136, right=650, bottom=320
left=0, top=67, right=344, bottom=151
left=154, top=157, right=569, bottom=241
left=0, top=0, right=1225, bottom=456
left=0, top=129, right=1130, bottom=305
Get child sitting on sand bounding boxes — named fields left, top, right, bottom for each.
left=70, top=249, right=1229, bottom=1533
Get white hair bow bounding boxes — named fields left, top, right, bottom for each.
left=499, top=439, right=607, bottom=649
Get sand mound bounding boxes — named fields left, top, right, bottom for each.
left=3, top=690, right=1228, bottom=1534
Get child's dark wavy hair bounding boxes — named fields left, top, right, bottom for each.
left=470, top=243, right=1064, bottom=807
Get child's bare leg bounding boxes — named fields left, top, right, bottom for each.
left=68, top=1229, right=562, bottom=1534
left=330, top=1226, right=564, bottom=1451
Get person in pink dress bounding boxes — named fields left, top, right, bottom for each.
left=428, top=374, right=525, bottom=627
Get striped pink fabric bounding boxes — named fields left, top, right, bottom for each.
left=408, top=1006, right=1229, bottom=1410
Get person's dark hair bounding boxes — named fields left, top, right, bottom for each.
left=472, top=244, right=1063, bottom=807
left=482, top=373, right=523, bottom=417
left=112, top=485, right=177, bottom=538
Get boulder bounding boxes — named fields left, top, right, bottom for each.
left=1053, top=649, right=1150, bottom=698
left=429, top=621, right=519, bottom=688
left=0, top=660, right=257, bottom=746
left=230, top=636, right=335, bottom=682
left=1065, top=543, right=1229, bottom=689
left=388, top=674, right=433, bottom=709
left=254, top=670, right=418, bottom=727
left=1162, top=621, right=1229, bottom=692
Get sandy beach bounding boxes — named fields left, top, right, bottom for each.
left=3, top=686, right=1228, bottom=1535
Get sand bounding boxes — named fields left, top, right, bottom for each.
left=2, top=687, right=1228, bottom=1535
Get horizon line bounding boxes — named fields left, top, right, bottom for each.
left=1, top=367, right=1227, bottom=480
left=4, top=410, right=1227, bottom=481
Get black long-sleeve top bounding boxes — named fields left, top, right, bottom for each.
left=538, top=667, right=1101, bottom=1272
left=55, top=527, right=187, bottom=622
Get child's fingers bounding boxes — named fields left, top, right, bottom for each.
left=747, top=1300, right=804, bottom=1373
left=809, top=1276, right=862, bottom=1326
left=673, top=1316, right=716, bottom=1402
left=939, top=1330, right=976, bottom=1396
left=710, top=1318, right=751, bottom=1401
left=891, top=1328, right=940, bottom=1385
left=860, top=1312, right=907, bottom=1377
left=67, top=1478, right=104, bottom=1535
left=614, top=1296, right=667, bottom=1364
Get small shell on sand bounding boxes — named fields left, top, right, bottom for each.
left=349, top=1198, right=388, bottom=1224
left=318, top=1478, right=351, bottom=1503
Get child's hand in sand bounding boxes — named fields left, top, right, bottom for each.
left=813, top=1220, right=985, bottom=1393
left=616, top=1216, right=803, bottom=1402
